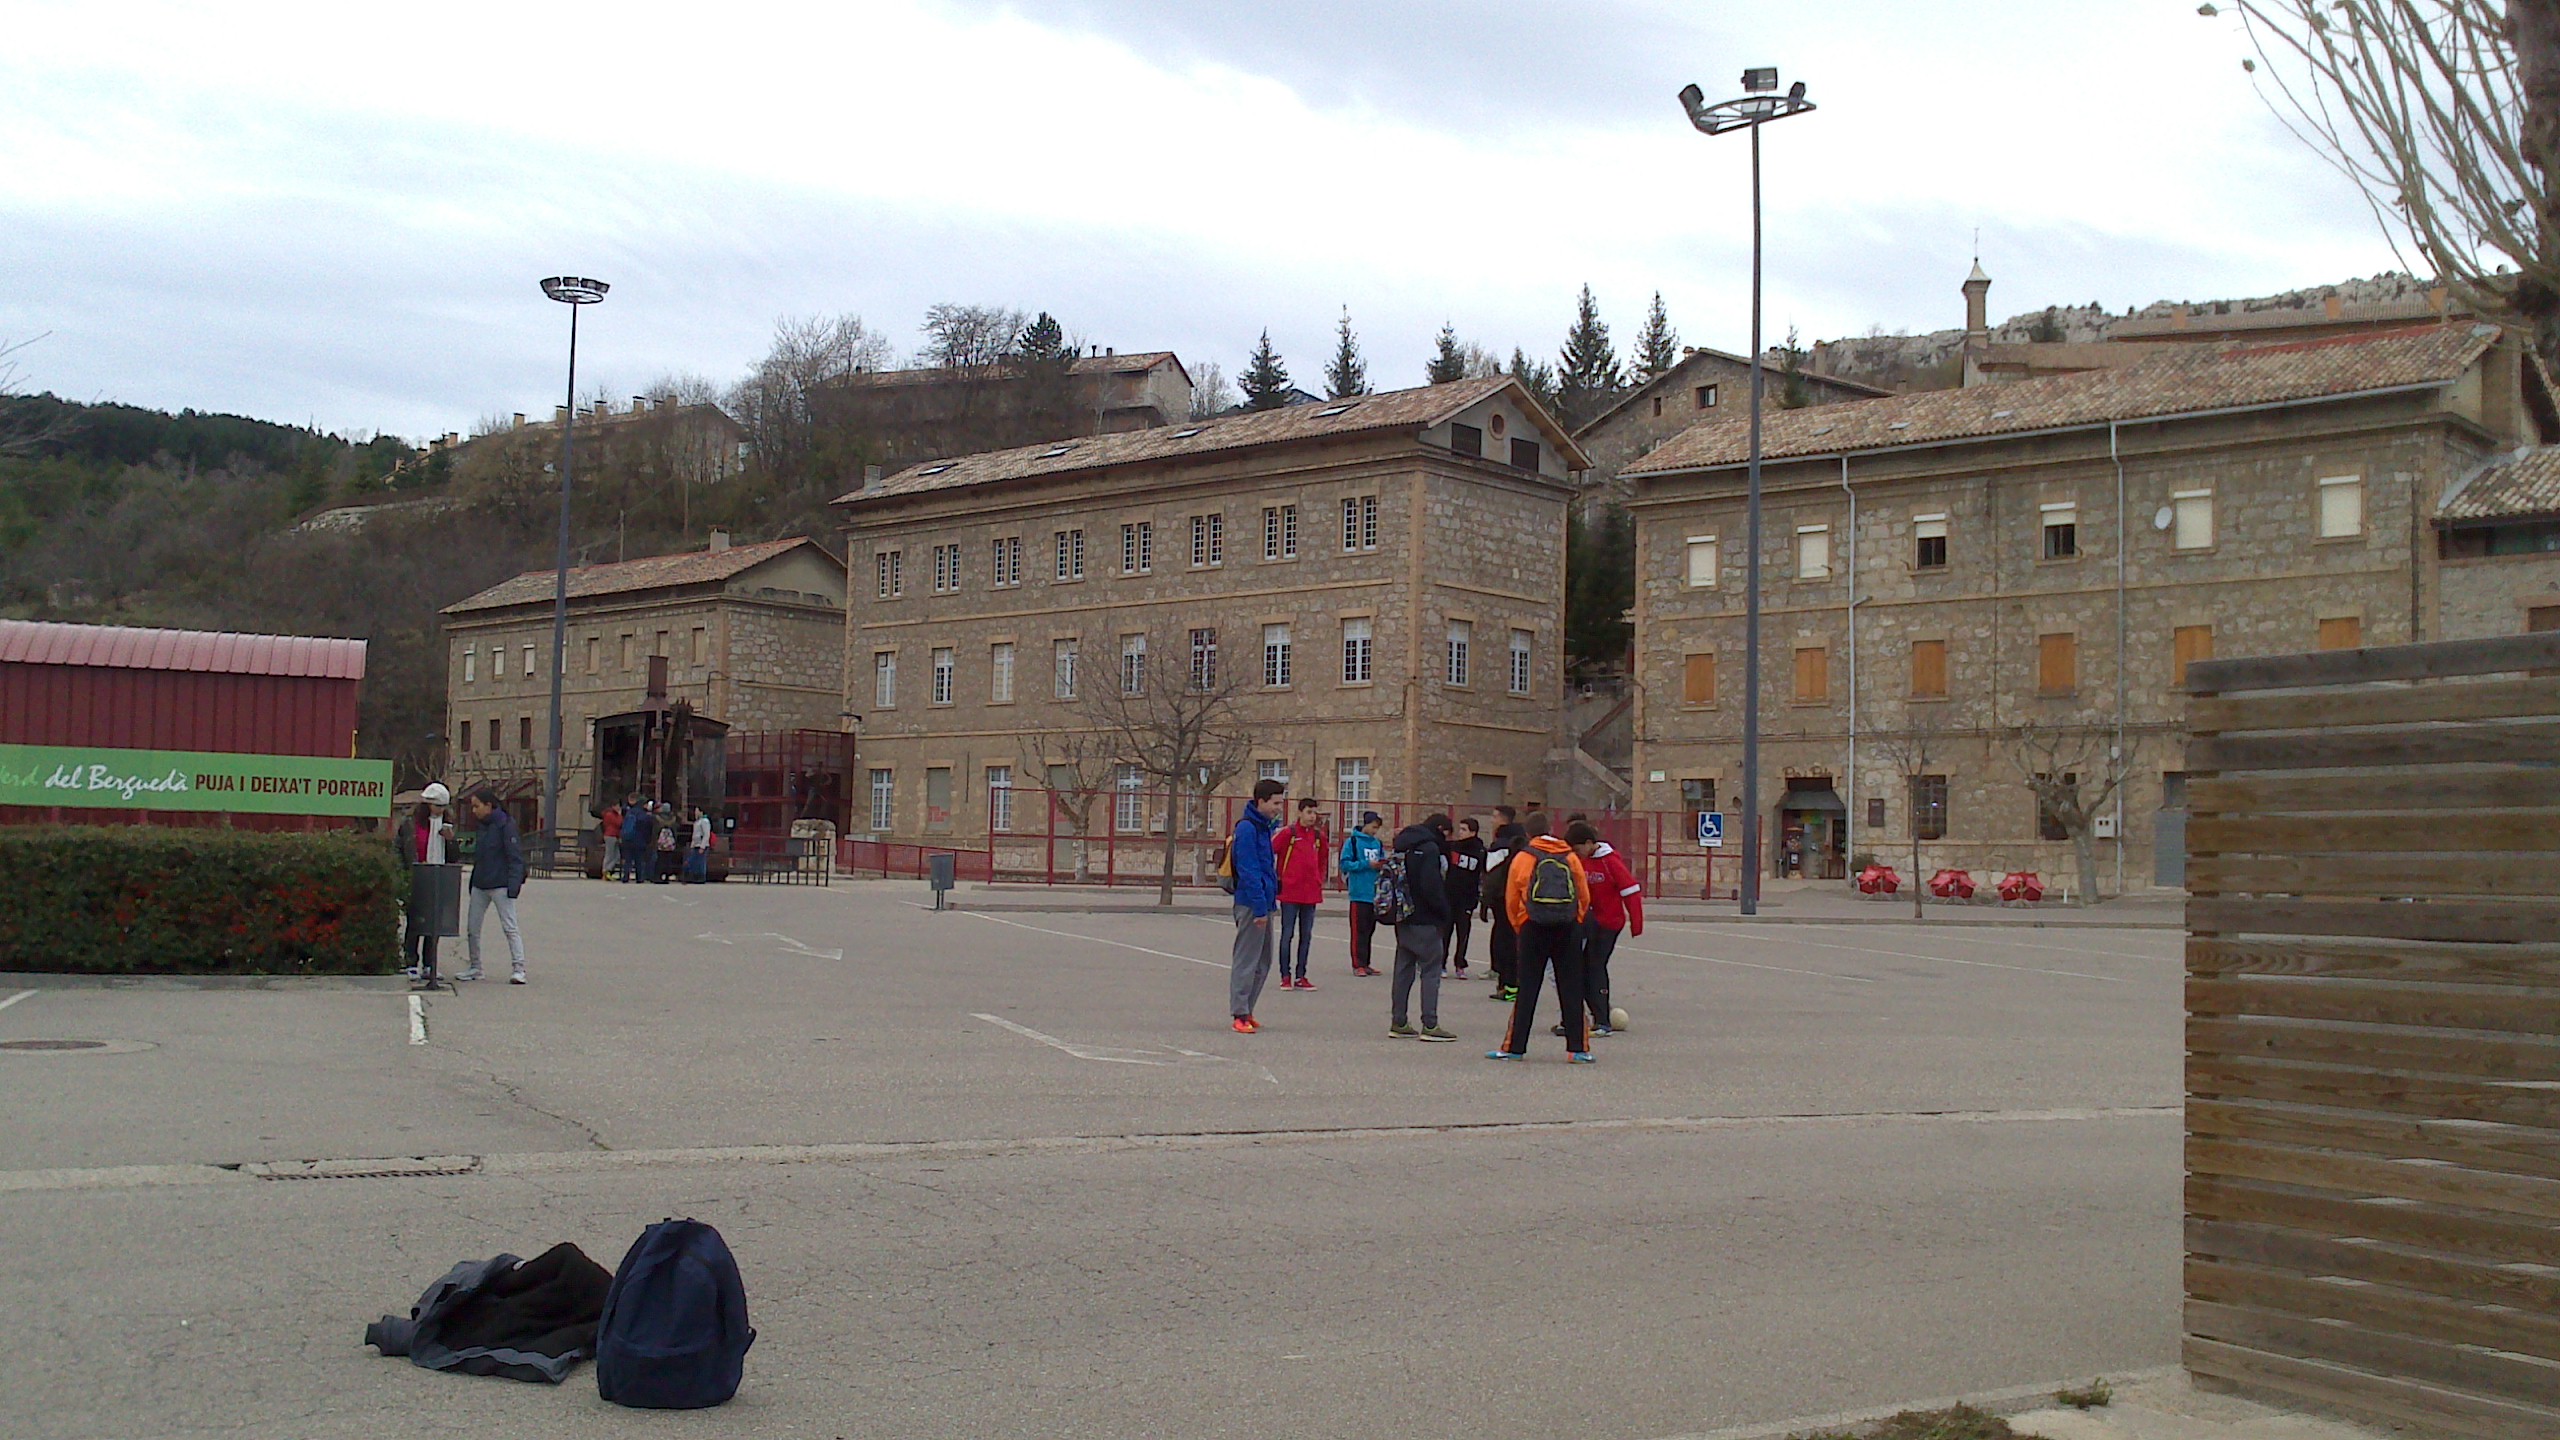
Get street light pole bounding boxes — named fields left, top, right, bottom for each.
left=1680, top=69, right=1812, bottom=917
left=539, top=276, right=608, bottom=870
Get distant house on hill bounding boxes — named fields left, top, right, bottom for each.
left=817, top=350, right=1195, bottom=477
left=1575, top=347, right=1888, bottom=510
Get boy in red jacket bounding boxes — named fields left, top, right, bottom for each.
left=1564, top=821, right=1644, bottom=1037
left=1271, top=798, right=1329, bottom=990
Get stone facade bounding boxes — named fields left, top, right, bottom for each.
left=1624, top=326, right=2548, bottom=895
left=441, top=538, right=847, bottom=827
left=2436, top=445, right=2560, bottom=640
left=836, top=377, right=1579, bottom=841
left=1575, top=348, right=1887, bottom=512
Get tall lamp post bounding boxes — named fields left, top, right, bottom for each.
left=539, top=275, right=608, bottom=869
left=1678, top=68, right=1812, bottom=917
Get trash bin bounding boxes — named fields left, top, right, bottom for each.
left=406, top=862, right=464, bottom=983
left=927, top=851, right=956, bottom=910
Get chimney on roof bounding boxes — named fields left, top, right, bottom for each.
left=555, top=405, right=569, bottom=423
left=513, top=412, right=526, bottom=429
left=2322, top=294, right=2344, bottom=320
left=2170, top=306, right=2192, bottom=331
left=1105, top=346, right=1114, bottom=357
left=863, top=464, right=883, bottom=490
left=633, top=394, right=648, bottom=411
left=1962, top=260, right=1992, bottom=342
left=2428, top=286, right=2449, bottom=316
left=708, top=529, right=730, bottom=552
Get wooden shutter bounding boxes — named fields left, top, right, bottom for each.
left=2037, top=633, right=2076, bottom=695
left=1793, top=646, right=1828, bottom=703
left=1683, top=653, right=1716, bottom=705
left=1910, top=639, right=1947, bottom=698
left=2172, top=625, right=2213, bottom=686
left=2316, top=616, right=2362, bottom=651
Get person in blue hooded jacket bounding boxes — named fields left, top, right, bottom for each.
left=1338, top=811, right=1386, bottom=976
left=460, top=788, right=529, bottom=984
left=1226, top=778, right=1286, bottom=1033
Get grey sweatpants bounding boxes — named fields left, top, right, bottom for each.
left=1391, top=921, right=1445, bottom=1028
left=1229, top=905, right=1274, bottom=1018
left=466, top=887, right=524, bottom=976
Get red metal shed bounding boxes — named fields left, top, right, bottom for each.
left=1, top=619, right=364, bottom=756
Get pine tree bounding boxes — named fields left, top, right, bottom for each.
left=1633, top=291, right=1680, bottom=380
left=1776, top=325, right=1812, bottom=410
left=1555, top=284, right=1625, bottom=431
left=1504, top=348, right=1560, bottom=419
left=1323, top=308, right=1370, bottom=399
left=1425, top=323, right=1468, bottom=384
left=1014, top=311, right=1072, bottom=366
left=1239, top=329, right=1293, bottom=411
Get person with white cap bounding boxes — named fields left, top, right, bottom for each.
left=397, top=784, right=453, bottom=982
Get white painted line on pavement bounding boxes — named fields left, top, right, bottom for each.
left=1621, top=943, right=1878, bottom=984
left=962, top=911, right=1225, bottom=968
left=1748, top=931, right=2130, bottom=983
left=970, top=1012, right=1170, bottom=1066
left=408, top=994, right=427, bottom=1046
left=0, top=990, right=35, bottom=1014
left=1790, top=920, right=2170, bottom=965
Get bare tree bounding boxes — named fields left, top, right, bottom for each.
left=1067, top=632, right=1256, bottom=906
left=1018, top=727, right=1117, bottom=884
left=0, top=335, right=67, bottom=458
left=2203, top=1, right=2560, bottom=357
left=2001, top=721, right=2140, bottom=907
left=1188, top=361, right=1237, bottom=420
left=725, top=314, right=891, bottom=490
left=1869, top=711, right=1949, bottom=921
left=919, top=304, right=1027, bottom=371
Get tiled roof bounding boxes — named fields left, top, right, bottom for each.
left=2441, top=447, right=2560, bottom=522
left=1623, top=324, right=2502, bottom=477
left=444, top=537, right=830, bottom=614
left=833, top=351, right=1186, bottom=391
left=0, top=619, right=366, bottom=679
left=1576, top=348, right=1890, bottom=438
left=838, top=375, right=1584, bottom=504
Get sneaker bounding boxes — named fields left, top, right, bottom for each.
left=1232, top=1016, right=1257, bottom=1034
left=1294, top=977, right=1317, bottom=991
left=1569, top=1051, right=1596, bottom=1064
left=1389, top=1022, right=1418, bottom=1040
left=1551, top=1023, right=1567, bottom=1037
left=402, top=965, right=421, bottom=980
left=1589, top=1025, right=1613, bottom=1038
left=1500, top=987, right=1518, bottom=1002
left=1417, top=1026, right=1457, bottom=1043
left=509, top=972, right=528, bottom=985
left=1485, top=1049, right=1525, bottom=1061
left=457, top=969, right=484, bottom=983
left=1487, top=986, right=1510, bottom=1001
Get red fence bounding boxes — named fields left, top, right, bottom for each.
left=836, top=787, right=1737, bottom=899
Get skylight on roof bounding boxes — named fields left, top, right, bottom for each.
left=1991, top=409, right=2015, bottom=419
left=1315, top=403, right=1356, bottom=417
left=917, top=463, right=954, bottom=476
left=1172, top=427, right=1202, bottom=438
left=1810, top=424, right=1834, bottom=436
left=1039, top=444, right=1076, bottom=459
left=1887, top=421, right=1912, bottom=431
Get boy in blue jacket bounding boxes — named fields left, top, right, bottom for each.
left=1339, top=812, right=1386, bottom=977
left=1227, top=779, right=1286, bottom=1033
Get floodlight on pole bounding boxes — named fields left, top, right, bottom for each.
left=539, top=275, right=608, bottom=872
left=1675, top=69, right=1812, bottom=917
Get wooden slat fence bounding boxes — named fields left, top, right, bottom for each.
left=2184, top=632, right=2560, bottom=1438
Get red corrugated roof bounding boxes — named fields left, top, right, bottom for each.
left=0, top=619, right=367, bottom=680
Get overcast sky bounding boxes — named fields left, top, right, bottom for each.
left=1, top=1, right=2406, bottom=442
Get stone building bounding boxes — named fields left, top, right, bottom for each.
left=821, top=350, right=1195, bottom=475
left=440, top=534, right=847, bottom=826
left=833, top=376, right=1584, bottom=841
left=1621, top=321, right=2552, bottom=893
left=2438, top=445, right=2560, bottom=639
left=1574, top=346, right=1888, bottom=509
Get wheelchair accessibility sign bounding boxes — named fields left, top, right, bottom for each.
left=1696, top=811, right=1724, bottom=848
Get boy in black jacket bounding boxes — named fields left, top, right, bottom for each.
left=1441, top=817, right=1486, bottom=978
left=1478, top=810, right=1526, bottom=1002
left=1387, top=814, right=1457, bottom=1041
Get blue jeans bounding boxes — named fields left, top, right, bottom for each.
left=684, top=848, right=708, bottom=883
left=1277, top=902, right=1317, bottom=980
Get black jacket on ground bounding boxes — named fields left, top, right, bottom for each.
left=367, top=1242, right=614, bottom=1384
left=1444, top=835, right=1486, bottom=911
left=1390, top=824, right=1452, bottom=926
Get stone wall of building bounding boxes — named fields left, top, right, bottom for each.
left=2440, top=552, right=2560, bottom=638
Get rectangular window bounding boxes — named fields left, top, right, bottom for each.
left=2041, top=502, right=2078, bottom=560
left=1509, top=437, right=1540, bottom=472
left=1120, top=633, right=1146, bottom=695
left=620, top=635, right=633, bottom=670
left=990, top=642, right=1015, bottom=704
left=987, top=765, right=1014, bottom=834
left=2172, top=624, right=2214, bottom=687
left=1685, top=535, right=1719, bottom=589
left=1121, top=521, right=1152, bottom=574
left=523, top=643, right=537, bottom=677
left=2173, top=490, right=2214, bottom=550
left=1054, top=638, right=1078, bottom=699
left=1652, top=396, right=1665, bottom=417
left=1342, top=617, right=1373, bottom=683
left=458, top=720, right=472, bottom=753
left=1263, top=505, right=1285, bottom=560
left=933, top=543, right=961, bottom=593
left=2036, top=774, right=2078, bottom=841
left=1911, top=638, right=1948, bottom=698
left=1190, top=513, right=1223, bottom=568
left=1682, top=652, right=1716, bottom=706
left=1336, top=757, right=1372, bottom=804
left=585, top=636, right=598, bottom=674
left=491, top=645, right=506, bottom=678
left=1114, top=765, right=1144, bottom=832
left=655, top=631, right=668, bottom=658
left=1055, top=528, right=1084, bottom=580
left=1509, top=629, right=1532, bottom=694
left=1342, top=495, right=1379, bottom=552
left=1912, top=775, right=1948, bottom=840
left=1680, top=778, right=1716, bottom=811
left=1914, top=514, right=1948, bottom=570
left=463, top=647, right=477, bottom=683
left=931, top=646, right=954, bottom=705
left=877, top=549, right=902, bottom=598
left=1793, top=645, right=1829, bottom=703
left=1279, top=504, right=1298, bottom=558
left=1263, top=623, right=1292, bottom=688
left=869, top=769, right=895, bottom=832
left=691, top=628, right=706, bottom=665
left=1450, top=422, right=1482, bottom=458
left=1696, top=384, right=1719, bottom=409
left=2318, top=475, right=2364, bottom=538
left=489, top=717, right=503, bottom=752
left=2038, top=632, right=2078, bottom=695
left=1256, top=760, right=1291, bottom=791
left=991, top=535, right=1022, bottom=587
left=1446, top=620, right=1471, bottom=687
left=873, top=651, right=897, bottom=709
left=2317, top=615, right=2363, bottom=651
left=1189, top=627, right=1219, bottom=690
left=1796, top=525, right=1831, bottom=579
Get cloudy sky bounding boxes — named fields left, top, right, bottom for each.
left=1, top=1, right=2405, bottom=441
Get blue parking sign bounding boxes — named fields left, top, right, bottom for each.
left=1697, top=811, right=1724, bottom=848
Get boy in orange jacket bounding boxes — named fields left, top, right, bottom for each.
left=1489, top=813, right=1595, bottom=1062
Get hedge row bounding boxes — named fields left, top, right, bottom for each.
left=0, top=827, right=401, bottom=975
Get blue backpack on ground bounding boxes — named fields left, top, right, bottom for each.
left=595, top=1218, right=755, bottom=1409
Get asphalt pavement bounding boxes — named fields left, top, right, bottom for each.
left=0, top=876, right=2187, bottom=1440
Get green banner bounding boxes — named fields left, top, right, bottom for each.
left=0, top=744, right=394, bottom=817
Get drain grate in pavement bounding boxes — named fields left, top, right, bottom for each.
left=243, top=1156, right=482, bottom=1181
left=0, top=1039, right=108, bottom=1052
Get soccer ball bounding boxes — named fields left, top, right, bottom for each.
left=1609, top=1007, right=1630, bottom=1032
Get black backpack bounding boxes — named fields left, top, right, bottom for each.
left=1372, top=847, right=1412, bottom=925
left=1525, top=849, right=1579, bottom=928
left=595, top=1218, right=755, bottom=1409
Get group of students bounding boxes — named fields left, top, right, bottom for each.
left=1226, top=781, right=1644, bottom=1063
left=601, top=797, right=713, bottom=885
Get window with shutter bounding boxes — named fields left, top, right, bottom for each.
left=2172, top=625, right=2214, bottom=687
left=1685, top=536, right=1718, bottom=589
left=2037, top=633, right=2077, bottom=695
left=2172, top=491, right=2214, bottom=550
left=1913, top=514, right=1948, bottom=570
left=1682, top=652, right=1716, bottom=705
left=1793, top=646, right=1828, bottom=703
left=1796, top=526, right=1830, bottom=579
left=2316, top=616, right=2362, bottom=651
left=1910, top=639, right=1947, bottom=698
left=2317, top=476, right=2363, bottom=538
